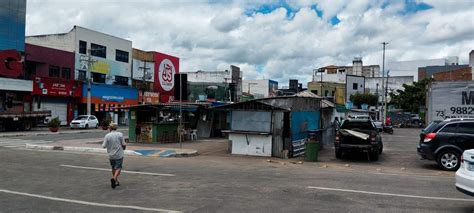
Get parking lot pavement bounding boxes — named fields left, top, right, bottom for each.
left=315, top=127, right=450, bottom=176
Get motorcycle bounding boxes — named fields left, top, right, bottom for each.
left=383, top=125, right=394, bottom=134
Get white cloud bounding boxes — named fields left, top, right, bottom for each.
left=25, top=0, right=474, bottom=86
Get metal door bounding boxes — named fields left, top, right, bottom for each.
left=272, top=112, right=285, bottom=158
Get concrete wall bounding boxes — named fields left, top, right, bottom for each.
left=346, top=75, right=365, bottom=102
left=26, top=31, right=75, bottom=52
left=230, top=133, right=272, bottom=157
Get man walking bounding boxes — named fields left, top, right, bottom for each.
left=102, top=123, right=126, bottom=189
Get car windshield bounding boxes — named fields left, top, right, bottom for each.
left=74, top=116, right=89, bottom=120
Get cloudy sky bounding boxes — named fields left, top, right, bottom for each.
left=26, top=0, right=474, bottom=85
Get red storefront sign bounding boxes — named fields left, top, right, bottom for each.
left=33, top=77, right=82, bottom=97
left=0, top=50, right=23, bottom=78
left=138, top=91, right=160, bottom=104
left=154, top=52, right=179, bottom=103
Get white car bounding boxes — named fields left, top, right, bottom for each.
left=70, top=115, right=99, bottom=129
left=456, top=149, right=474, bottom=196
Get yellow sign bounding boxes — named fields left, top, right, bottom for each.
left=92, top=60, right=110, bottom=74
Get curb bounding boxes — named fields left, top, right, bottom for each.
left=24, top=144, right=197, bottom=157
left=25, top=144, right=141, bottom=156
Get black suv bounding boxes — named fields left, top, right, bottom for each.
left=417, top=118, right=474, bottom=171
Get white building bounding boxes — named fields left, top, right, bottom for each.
left=365, top=76, right=414, bottom=102
left=314, top=58, right=380, bottom=84
left=185, top=65, right=242, bottom=102
left=242, top=79, right=278, bottom=99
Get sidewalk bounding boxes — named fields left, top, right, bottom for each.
left=22, top=136, right=214, bottom=158
left=0, top=126, right=128, bottom=138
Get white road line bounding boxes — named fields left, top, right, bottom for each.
left=308, top=186, right=474, bottom=202
left=0, top=189, right=181, bottom=212
left=60, top=164, right=176, bottom=177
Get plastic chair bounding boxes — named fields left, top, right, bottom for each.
left=190, top=129, right=198, bottom=141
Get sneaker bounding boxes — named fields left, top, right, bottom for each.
left=110, top=178, right=116, bottom=189
left=116, top=181, right=120, bottom=186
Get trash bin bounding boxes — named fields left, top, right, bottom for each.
left=305, top=141, right=319, bottom=162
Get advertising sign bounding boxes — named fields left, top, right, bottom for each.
left=138, top=91, right=160, bottom=104
left=75, top=54, right=131, bottom=85
left=154, top=52, right=179, bottom=102
left=33, top=77, right=82, bottom=97
left=132, top=59, right=155, bottom=82
left=428, top=81, right=474, bottom=122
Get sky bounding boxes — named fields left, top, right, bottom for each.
left=25, top=0, right=474, bottom=86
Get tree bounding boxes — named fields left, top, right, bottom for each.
left=350, top=93, right=378, bottom=108
left=389, top=78, right=431, bottom=113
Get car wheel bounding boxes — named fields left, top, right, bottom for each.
left=85, top=124, right=89, bottom=129
left=370, top=151, right=379, bottom=161
left=95, top=123, right=99, bottom=129
left=335, top=148, right=343, bottom=159
left=379, top=144, right=383, bottom=154
left=437, top=150, right=461, bottom=171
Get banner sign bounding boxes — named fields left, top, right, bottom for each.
left=428, top=81, right=474, bottom=122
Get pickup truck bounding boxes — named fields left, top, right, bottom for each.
left=335, top=119, right=383, bottom=161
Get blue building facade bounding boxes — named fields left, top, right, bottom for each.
left=0, top=0, right=26, bottom=52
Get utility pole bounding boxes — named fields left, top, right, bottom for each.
left=381, top=42, right=388, bottom=123
left=384, top=70, right=390, bottom=121
left=138, top=60, right=150, bottom=104
left=376, top=83, right=379, bottom=120
left=80, top=49, right=97, bottom=115
left=179, top=72, right=183, bottom=149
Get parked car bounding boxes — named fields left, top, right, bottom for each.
left=335, top=119, right=383, bottom=161
left=456, top=149, right=474, bottom=196
left=417, top=118, right=474, bottom=171
left=70, top=115, right=99, bottom=129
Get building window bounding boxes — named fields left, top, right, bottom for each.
left=49, top=65, right=60, bottom=78
left=79, top=40, right=87, bottom=54
left=78, top=70, right=86, bottom=81
left=92, top=72, right=106, bottom=83
left=114, top=76, right=128, bottom=86
left=312, top=90, right=318, bottom=95
left=332, top=91, right=335, bottom=97
left=115, top=49, right=129, bottom=63
left=61, top=68, right=71, bottom=79
left=91, top=43, right=106, bottom=58
left=353, top=83, right=358, bottom=90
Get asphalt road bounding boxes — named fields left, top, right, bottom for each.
left=0, top=144, right=473, bottom=212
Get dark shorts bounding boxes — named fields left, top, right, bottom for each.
left=109, top=158, right=123, bottom=170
